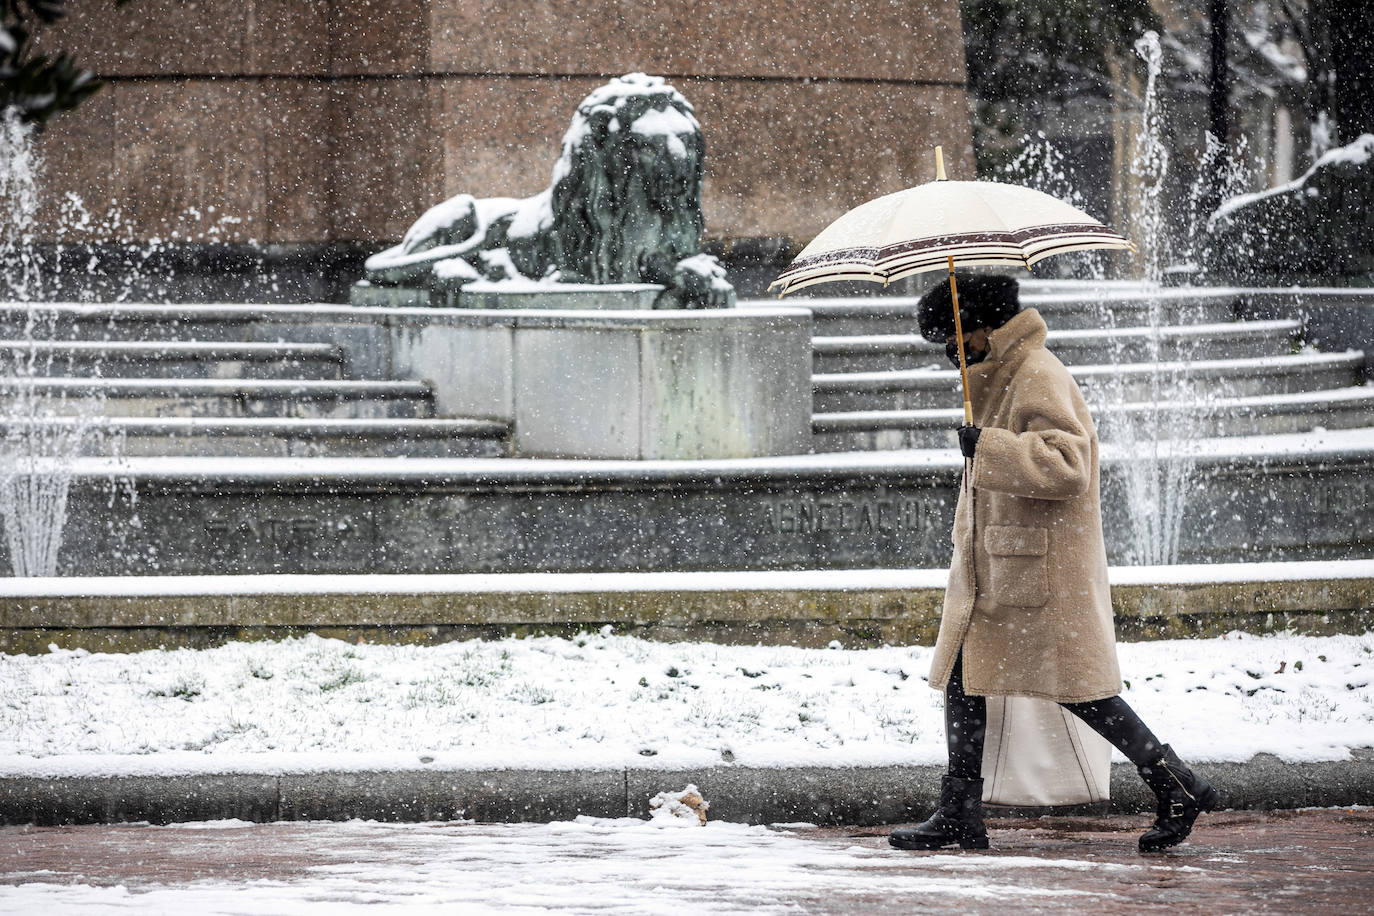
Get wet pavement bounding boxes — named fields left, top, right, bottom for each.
left=0, top=808, right=1369, bottom=913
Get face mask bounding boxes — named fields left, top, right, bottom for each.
left=946, top=340, right=987, bottom=369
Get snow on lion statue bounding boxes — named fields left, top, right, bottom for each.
left=364, top=73, right=735, bottom=309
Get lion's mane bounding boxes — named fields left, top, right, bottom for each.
left=366, top=73, right=731, bottom=308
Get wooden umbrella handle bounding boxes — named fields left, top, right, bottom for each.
left=948, top=256, right=974, bottom=426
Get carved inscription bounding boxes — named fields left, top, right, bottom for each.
left=763, top=496, right=928, bottom=535
left=203, top=515, right=358, bottom=553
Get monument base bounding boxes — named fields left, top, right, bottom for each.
left=0, top=300, right=812, bottom=462
left=29, top=432, right=1374, bottom=577
left=350, top=281, right=665, bottom=311
left=384, top=306, right=812, bottom=460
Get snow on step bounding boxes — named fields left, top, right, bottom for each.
left=811, top=320, right=1302, bottom=371
left=0, top=376, right=436, bottom=420
left=814, top=387, right=1374, bottom=450
left=0, top=339, right=345, bottom=380
left=812, top=350, right=1365, bottom=413
left=0, top=416, right=510, bottom=458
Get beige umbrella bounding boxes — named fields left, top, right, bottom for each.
left=770, top=147, right=1132, bottom=425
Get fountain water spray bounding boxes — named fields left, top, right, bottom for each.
left=0, top=110, right=42, bottom=301
left=0, top=109, right=104, bottom=576
left=1101, top=30, right=1198, bottom=567
left=1001, top=32, right=1257, bottom=565
left=1130, top=32, right=1170, bottom=290
left=1102, top=31, right=1250, bottom=566
left=0, top=101, right=242, bottom=575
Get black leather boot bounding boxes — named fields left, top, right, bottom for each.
left=889, top=775, right=989, bottom=850
left=1136, top=745, right=1220, bottom=852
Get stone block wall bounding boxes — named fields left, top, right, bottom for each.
left=31, top=0, right=972, bottom=255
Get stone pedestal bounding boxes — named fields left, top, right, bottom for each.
left=387, top=307, right=812, bottom=459
left=509, top=309, right=810, bottom=459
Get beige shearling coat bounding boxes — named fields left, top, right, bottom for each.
left=929, top=308, right=1123, bottom=703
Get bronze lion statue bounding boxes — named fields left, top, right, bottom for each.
left=364, top=73, right=734, bottom=309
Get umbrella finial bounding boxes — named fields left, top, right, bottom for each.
left=935, top=146, right=948, bottom=181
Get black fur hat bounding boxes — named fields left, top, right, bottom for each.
left=916, top=272, right=1021, bottom=343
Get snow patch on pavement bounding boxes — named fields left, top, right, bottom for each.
left=0, top=818, right=1117, bottom=915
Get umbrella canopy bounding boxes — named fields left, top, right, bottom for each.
left=769, top=148, right=1131, bottom=427
left=769, top=180, right=1131, bottom=295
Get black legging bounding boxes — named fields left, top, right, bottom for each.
left=945, top=653, right=1163, bottom=779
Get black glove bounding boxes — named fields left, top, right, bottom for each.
left=958, top=425, right=981, bottom=459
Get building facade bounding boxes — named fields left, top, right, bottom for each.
left=30, top=1, right=972, bottom=298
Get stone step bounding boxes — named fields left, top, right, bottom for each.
left=813, top=386, right=1374, bottom=452
left=812, top=351, right=1367, bottom=413
left=0, top=340, right=345, bottom=380
left=743, top=289, right=1241, bottom=336
left=28, top=429, right=1374, bottom=575
left=0, top=302, right=370, bottom=343
left=761, top=298, right=921, bottom=336
left=811, top=320, right=1302, bottom=373
left=0, top=416, right=509, bottom=458
left=4, top=563, right=1370, bottom=653
left=1021, top=290, right=1242, bottom=331
left=0, top=377, right=435, bottom=420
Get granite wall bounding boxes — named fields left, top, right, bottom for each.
left=30, top=0, right=972, bottom=258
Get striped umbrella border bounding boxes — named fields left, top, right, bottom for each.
left=873, top=236, right=1129, bottom=275
left=771, top=245, right=1133, bottom=294
left=773, top=223, right=1128, bottom=287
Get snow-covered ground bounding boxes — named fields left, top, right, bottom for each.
left=1, top=630, right=1369, bottom=774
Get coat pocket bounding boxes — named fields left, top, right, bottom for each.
left=984, top=525, right=1049, bottom=608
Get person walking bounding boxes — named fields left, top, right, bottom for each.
left=889, top=273, right=1219, bottom=854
